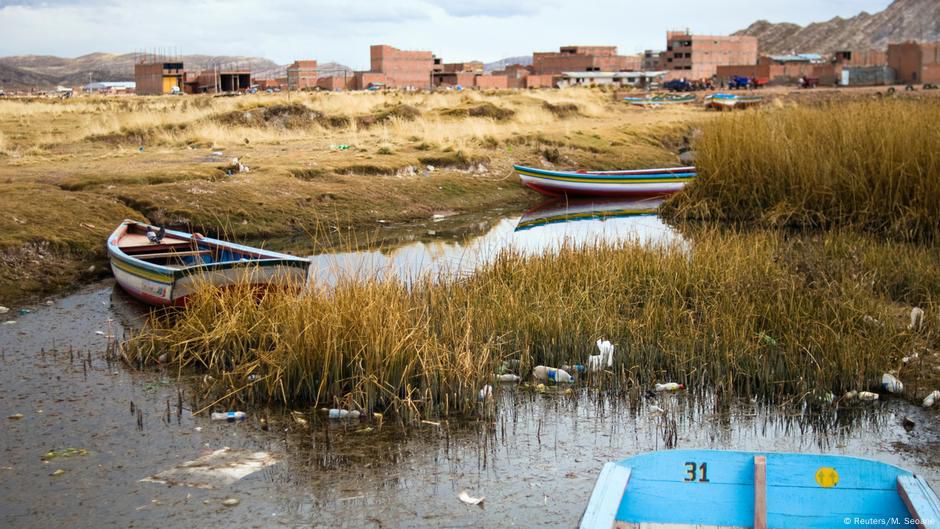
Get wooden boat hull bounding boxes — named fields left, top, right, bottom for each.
left=580, top=449, right=940, bottom=529
left=624, top=95, right=696, bottom=106
left=108, top=220, right=310, bottom=306
left=705, top=93, right=763, bottom=110
left=514, top=165, right=695, bottom=198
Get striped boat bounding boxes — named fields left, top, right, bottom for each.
left=514, top=165, right=695, bottom=198
left=580, top=449, right=940, bottom=529
left=514, top=198, right=664, bottom=232
left=705, top=93, right=763, bottom=110
left=107, top=220, right=310, bottom=306
left=624, top=94, right=696, bottom=107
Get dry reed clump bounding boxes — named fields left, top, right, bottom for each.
left=125, top=229, right=936, bottom=420
left=440, top=102, right=515, bottom=121
left=663, top=99, right=940, bottom=242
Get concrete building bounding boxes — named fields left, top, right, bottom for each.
left=888, top=41, right=940, bottom=84
left=661, top=31, right=758, bottom=80
left=432, top=61, right=485, bottom=87
left=287, top=60, right=318, bottom=91
left=83, top=81, right=136, bottom=94
left=134, top=61, right=185, bottom=95
left=191, top=69, right=251, bottom=93
left=642, top=50, right=663, bottom=71
left=840, top=65, right=896, bottom=86
left=367, top=45, right=434, bottom=89
left=532, top=46, right=641, bottom=74
left=557, top=71, right=666, bottom=89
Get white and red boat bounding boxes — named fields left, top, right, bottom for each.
left=514, top=165, right=695, bottom=198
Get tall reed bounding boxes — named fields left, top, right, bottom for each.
left=126, top=229, right=935, bottom=419
left=664, top=98, right=940, bottom=242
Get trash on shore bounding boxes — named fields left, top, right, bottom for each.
left=50, top=469, right=66, bottom=477
left=327, top=409, right=361, bottom=419
left=221, top=498, right=240, bottom=507
left=0, top=306, right=8, bottom=314
left=649, top=405, right=665, bottom=415
left=881, top=373, right=903, bottom=394
left=654, top=382, right=685, bottom=392
left=858, top=391, right=879, bottom=401
left=457, top=490, right=485, bottom=506
left=495, top=374, right=520, bottom=383
left=862, top=315, right=883, bottom=327
left=909, top=307, right=924, bottom=331
left=902, top=417, right=916, bottom=432
left=421, top=420, right=441, bottom=427
left=843, top=390, right=859, bottom=401
left=923, top=390, right=940, bottom=408
left=210, top=411, right=247, bottom=422
left=532, top=366, right=573, bottom=384
left=140, top=447, right=278, bottom=489
left=8, top=413, right=23, bottom=420
left=588, top=339, right=615, bottom=372
left=479, top=384, right=493, bottom=401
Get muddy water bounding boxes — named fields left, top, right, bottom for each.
left=2, top=202, right=939, bottom=529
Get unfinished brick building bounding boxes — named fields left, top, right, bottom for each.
left=888, top=41, right=940, bottom=84
left=287, top=60, right=318, bottom=90
left=134, top=61, right=185, bottom=95
left=661, top=31, right=758, bottom=80
left=367, top=45, right=434, bottom=89
left=532, top=46, right=641, bottom=74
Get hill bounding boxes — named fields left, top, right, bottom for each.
left=484, top=56, right=532, bottom=72
left=734, top=0, right=940, bottom=54
left=0, top=53, right=280, bottom=88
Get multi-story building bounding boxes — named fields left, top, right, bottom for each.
left=367, top=45, right=434, bottom=89
left=661, top=31, right=758, bottom=80
left=286, top=60, right=318, bottom=91
left=532, top=46, right=641, bottom=74
left=134, top=61, right=185, bottom=95
left=888, top=41, right=940, bottom=84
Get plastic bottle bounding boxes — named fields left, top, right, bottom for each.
left=327, top=409, right=361, bottom=419
left=858, top=391, right=879, bottom=401
left=654, top=383, right=685, bottom=392
left=211, top=411, right=247, bottom=422
left=881, top=373, right=904, bottom=394
left=532, top=366, right=573, bottom=384
left=495, top=374, right=521, bottom=383
left=923, top=390, right=940, bottom=408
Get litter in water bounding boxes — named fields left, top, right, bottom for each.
left=140, top=447, right=278, bottom=489
left=457, top=490, right=485, bottom=506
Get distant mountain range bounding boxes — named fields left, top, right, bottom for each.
left=484, top=56, right=532, bottom=72
left=734, top=0, right=940, bottom=54
left=0, top=53, right=280, bottom=88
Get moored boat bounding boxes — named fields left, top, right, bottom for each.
left=624, top=94, right=696, bottom=107
left=513, top=165, right=695, bottom=198
left=705, top=93, right=763, bottom=110
left=107, top=220, right=310, bottom=306
left=580, top=449, right=940, bottom=529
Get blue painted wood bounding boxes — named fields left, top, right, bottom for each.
left=898, top=475, right=940, bottom=529
left=579, top=463, right=631, bottom=529
left=581, top=450, right=938, bottom=529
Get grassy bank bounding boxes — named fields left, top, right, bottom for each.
left=126, top=229, right=939, bottom=420
left=0, top=89, right=696, bottom=304
left=663, top=98, right=940, bottom=242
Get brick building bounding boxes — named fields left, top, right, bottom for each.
left=190, top=69, right=251, bottom=93
left=661, top=31, right=758, bottom=80
left=367, top=45, right=434, bottom=89
left=532, top=46, right=641, bottom=74
left=287, top=60, right=318, bottom=90
left=834, top=49, right=888, bottom=67
left=888, top=41, right=940, bottom=84
left=134, top=61, right=185, bottom=95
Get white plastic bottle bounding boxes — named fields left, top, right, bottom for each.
left=881, top=373, right=904, bottom=394
left=858, top=391, right=879, bottom=401
left=923, top=390, right=940, bottom=408
left=654, top=382, right=685, bottom=392
left=211, top=411, right=247, bottom=422
left=532, top=366, right=573, bottom=384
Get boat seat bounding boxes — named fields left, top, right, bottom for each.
left=131, top=250, right=211, bottom=260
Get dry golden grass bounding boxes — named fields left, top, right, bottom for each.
left=664, top=98, right=940, bottom=242
left=126, top=229, right=940, bottom=419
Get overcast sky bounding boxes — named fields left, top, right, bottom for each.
left=0, top=0, right=893, bottom=67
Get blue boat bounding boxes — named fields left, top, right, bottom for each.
left=580, top=450, right=939, bottom=529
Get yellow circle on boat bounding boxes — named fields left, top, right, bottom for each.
left=815, top=467, right=839, bottom=488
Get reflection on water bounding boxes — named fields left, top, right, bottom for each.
left=308, top=199, right=679, bottom=286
